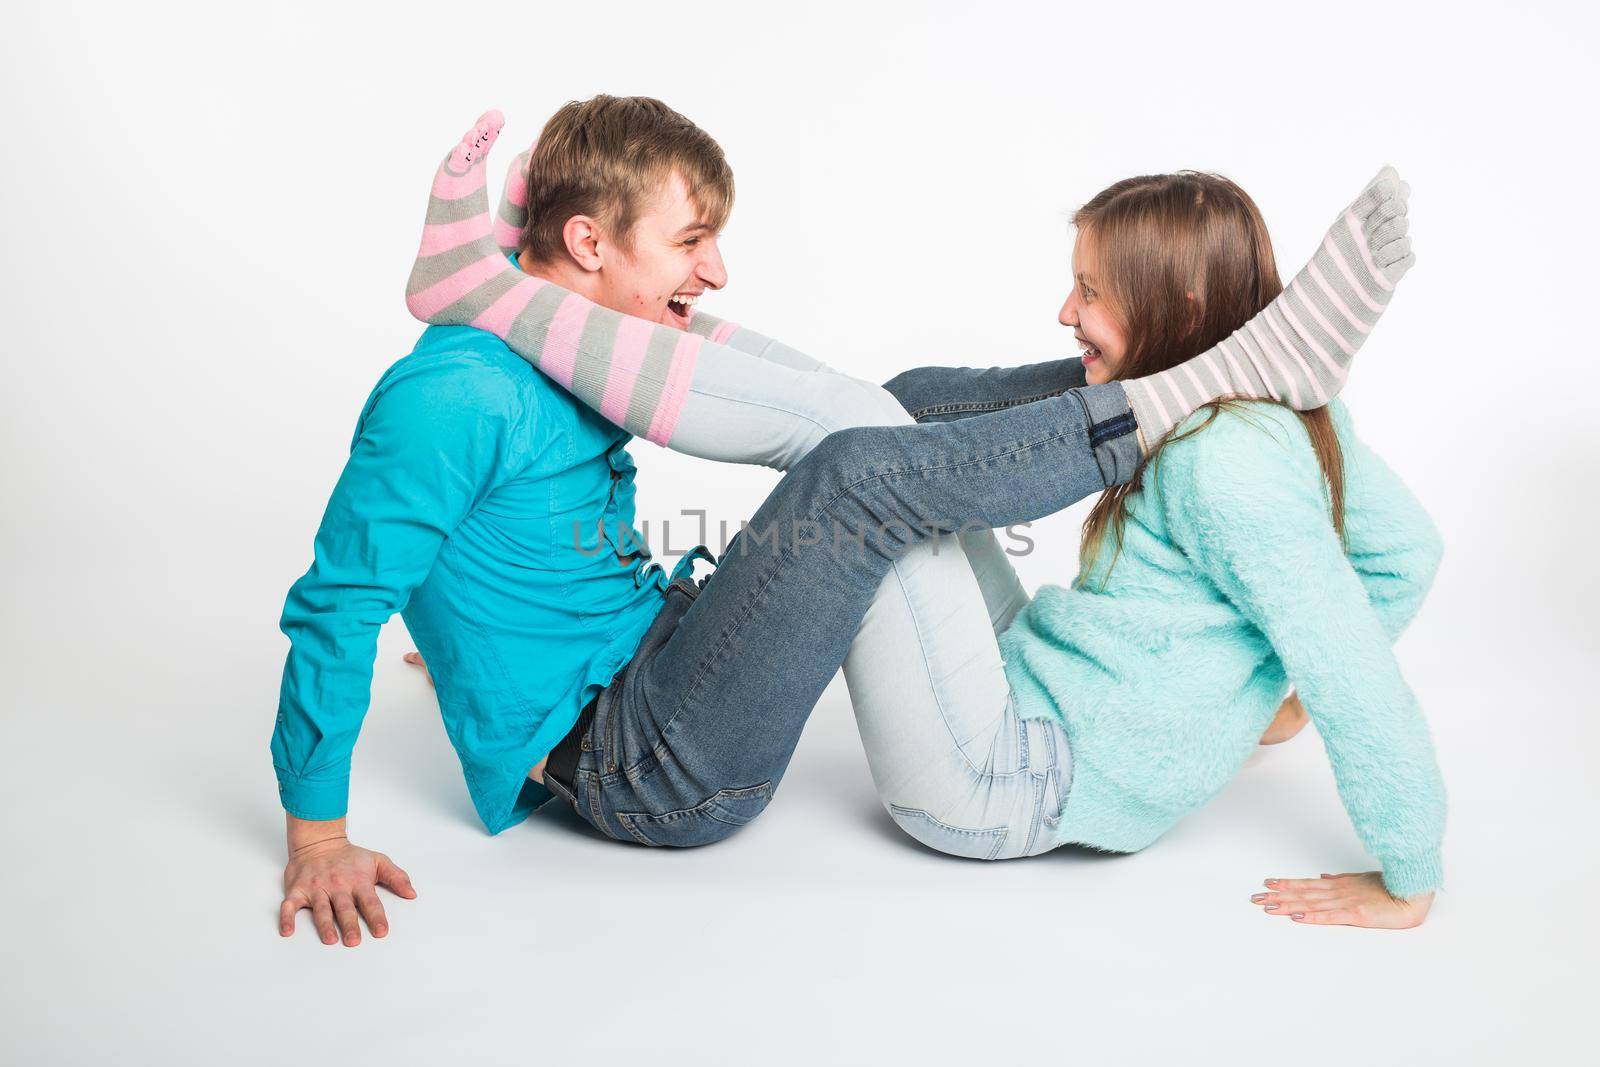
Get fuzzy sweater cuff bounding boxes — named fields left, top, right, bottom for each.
left=1380, top=850, right=1443, bottom=899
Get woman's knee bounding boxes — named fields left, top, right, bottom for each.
left=811, top=377, right=914, bottom=435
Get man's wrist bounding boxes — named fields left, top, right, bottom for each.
left=286, top=813, right=348, bottom=854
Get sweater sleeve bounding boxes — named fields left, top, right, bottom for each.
left=1159, top=407, right=1446, bottom=898
left=1331, top=401, right=1445, bottom=641
left=270, top=358, right=525, bottom=821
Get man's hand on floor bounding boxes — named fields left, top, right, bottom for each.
left=280, top=816, right=416, bottom=946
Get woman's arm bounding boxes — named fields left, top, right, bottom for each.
left=1159, top=406, right=1446, bottom=916
left=1332, top=401, right=1445, bottom=639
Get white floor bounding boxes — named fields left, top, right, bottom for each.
left=3, top=596, right=1592, bottom=1064
left=5, top=3, right=1597, bottom=1060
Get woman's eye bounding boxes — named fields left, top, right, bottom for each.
left=1082, top=287, right=1095, bottom=301
left=684, top=238, right=700, bottom=247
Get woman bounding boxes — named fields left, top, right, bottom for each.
left=401, top=110, right=1432, bottom=929
left=857, top=174, right=1444, bottom=931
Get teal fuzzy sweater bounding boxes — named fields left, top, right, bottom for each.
left=998, top=400, right=1446, bottom=898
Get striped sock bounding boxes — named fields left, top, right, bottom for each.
left=1121, top=166, right=1415, bottom=445
left=406, top=111, right=709, bottom=445
left=492, top=140, right=533, bottom=257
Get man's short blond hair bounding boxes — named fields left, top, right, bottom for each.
left=520, top=95, right=734, bottom=265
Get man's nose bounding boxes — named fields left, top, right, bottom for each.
left=697, top=241, right=729, bottom=290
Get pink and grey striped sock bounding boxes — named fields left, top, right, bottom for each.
left=492, top=141, right=534, bottom=257
left=405, top=111, right=707, bottom=446
left=1121, top=166, right=1415, bottom=445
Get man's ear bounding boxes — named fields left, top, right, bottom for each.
left=561, top=215, right=605, bottom=273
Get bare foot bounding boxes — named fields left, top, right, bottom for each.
left=402, top=651, right=434, bottom=688
left=1259, top=692, right=1308, bottom=745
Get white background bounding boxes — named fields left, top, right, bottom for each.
left=3, top=1, right=1596, bottom=1063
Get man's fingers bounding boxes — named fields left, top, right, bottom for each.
left=331, top=891, right=363, bottom=947
left=354, top=887, right=390, bottom=939
left=311, top=891, right=339, bottom=945
left=376, top=856, right=417, bottom=899
left=279, top=893, right=306, bottom=937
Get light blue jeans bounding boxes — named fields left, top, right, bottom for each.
left=672, top=338, right=1085, bottom=859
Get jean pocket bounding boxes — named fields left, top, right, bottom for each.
left=888, top=804, right=1009, bottom=860
left=615, top=782, right=773, bottom=848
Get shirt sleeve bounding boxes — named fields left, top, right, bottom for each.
left=1159, top=406, right=1446, bottom=898
left=270, top=359, right=526, bottom=821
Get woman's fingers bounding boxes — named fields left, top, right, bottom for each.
left=354, top=886, right=390, bottom=939
left=1264, top=876, right=1332, bottom=891
left=1253, top=888, right=1340, bottom=909
left=1291, top=908, right=1364, bottom=926
left=311, top=891, right=339, bottom=945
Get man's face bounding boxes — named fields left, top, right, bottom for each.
left=596, top=170, right=728, bottom=329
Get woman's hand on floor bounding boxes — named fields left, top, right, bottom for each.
left=1249, top=871, right=1432, bottom=929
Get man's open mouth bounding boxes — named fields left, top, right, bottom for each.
left=667, top=293, right=699, bottom=327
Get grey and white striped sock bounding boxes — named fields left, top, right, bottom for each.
left=1122, top=166, right=1415, bottom=445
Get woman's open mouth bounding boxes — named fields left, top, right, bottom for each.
left=1076, top=336, right=1103, bottom=366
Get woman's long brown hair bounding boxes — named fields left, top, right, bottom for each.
left=1075, top=172, right=1346, bottom=587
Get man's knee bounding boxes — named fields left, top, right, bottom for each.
left=794, top=423, right=885, bottom=486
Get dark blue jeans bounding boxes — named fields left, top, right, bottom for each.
left=542, top=372, right=1139, bottom=847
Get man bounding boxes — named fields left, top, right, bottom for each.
left=274, top=96, right=743, bottom=945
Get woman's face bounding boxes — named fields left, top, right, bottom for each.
left=1059, top=229, right=1129, bottom=385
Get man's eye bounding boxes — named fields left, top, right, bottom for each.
left=684, top=237, right=701, bottom=247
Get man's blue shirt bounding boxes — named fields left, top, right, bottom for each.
left=272, top=324, right=667, bottom=833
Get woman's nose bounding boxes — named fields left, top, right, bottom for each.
left=1059, top=290, right=1080, bottom=327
